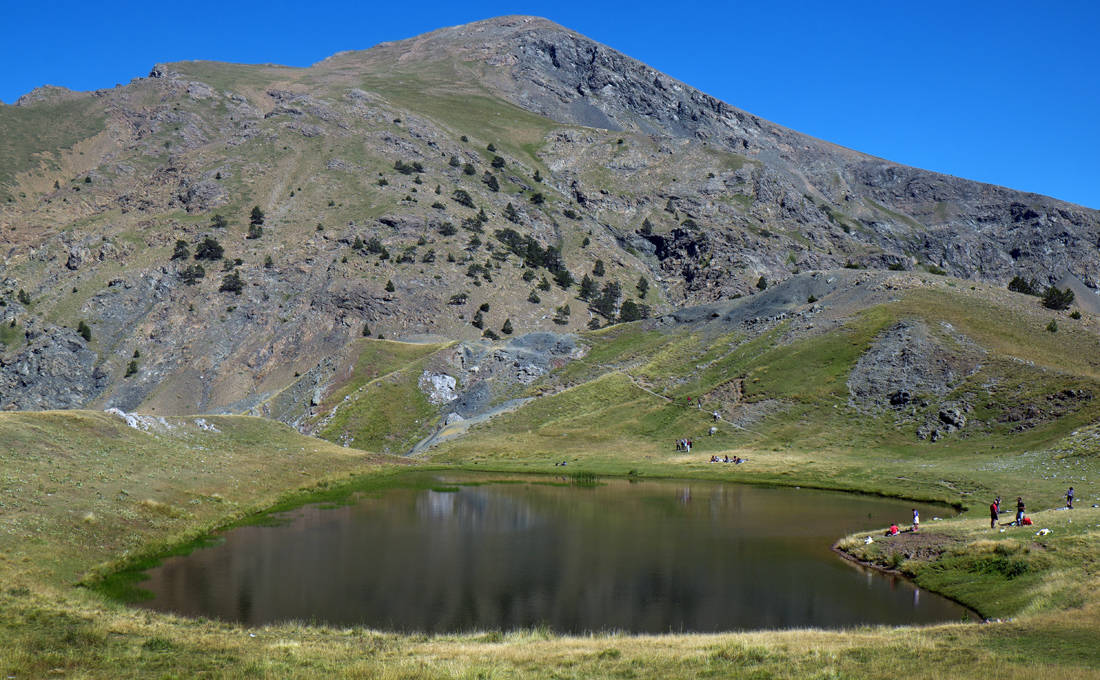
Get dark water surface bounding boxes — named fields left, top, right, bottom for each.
left=131, top=472, right=969, bottom=633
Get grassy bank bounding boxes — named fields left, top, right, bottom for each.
left=1, top=410, right=1098, bottom=678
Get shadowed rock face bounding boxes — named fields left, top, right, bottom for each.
left=1, top=15, right=1097, bottom=414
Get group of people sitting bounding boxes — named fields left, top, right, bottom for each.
left=709, top=455, right=745, bottom=464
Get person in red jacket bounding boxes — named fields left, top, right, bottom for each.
left=990, top=498, right=999, bottom=529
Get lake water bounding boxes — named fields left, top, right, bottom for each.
left=129, top=472, right=970, bottom=633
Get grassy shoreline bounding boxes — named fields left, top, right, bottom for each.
left=2, top=411, right=1098, bottom=678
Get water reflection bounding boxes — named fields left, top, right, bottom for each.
left=133, top=474, right=969, bottom=633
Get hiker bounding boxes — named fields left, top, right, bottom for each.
left=1067, top=487, right=1074, bottom=509
left=912, top=508, right=920, bottom=532
left=713, top=411, right=720, bottom=422
left=990, top=498, right=999, bottom=529
left=1015, top=497, right=1025, bottom=525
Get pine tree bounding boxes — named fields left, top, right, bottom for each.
left=637, top=276, right=649, bottom=298
left=249, top=206, right=265, bottom=226
left=171, top=239, right=190, bottom=260
left=593, top=259, right=606, bottom=277
left=502, top=318, right=513, bottom=335
left=194, top=237, right=223, bottom=261
left=592, top=281, right=622, bottom=318
left=385, top=280, right=395, bottom=293
left=219, top=271, right=243, bottom=294
left=362, top=322, right=371, bottom=337
left=756, top=276, right=768, bottom=291
left=76, top=320, right=92, bottom=342
left=580, top=274, right=598, bottom=301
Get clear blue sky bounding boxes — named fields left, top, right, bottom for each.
left=3, top=1, right=1098, bottom=208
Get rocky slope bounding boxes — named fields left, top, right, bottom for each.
left=0, top=15, right=1096, bottom=415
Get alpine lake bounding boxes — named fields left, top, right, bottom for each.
left=103, top=471, right=971, bottom=633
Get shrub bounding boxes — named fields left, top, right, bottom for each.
left=553, top=267, right=574, bottom=289
left=460, top=135, right=468, bottom=142
left=581, top=236, right=590, bottom=248
left=522, top=269, right=536, bottom=282
left=843, top=260, right=861, bottom=269
left=637, top=276, right=649, bottom=298
left=563, top=209, right=579, bottom=220
left=210, top=214, right=228, bottom=229
left=503, top=203, right=520, bottom=223
left=482, top=172, right=500, bottom=192
left=219, top=271, right=243, bottom=294
left=362, top=322, right=371, bottom=337
left=530, top=192, right=545, bottom=205
left=479, top=302, right=490, bottom=312
left=587, top=317, right=602, bottom=330
left=501, top=318, right=513, bottom=334
left=807, top=294, right=818, bottom=303
left=449, top=293, right=468, bottom=305
left=483, top=328, right=500, bottom=341
left=438, top=222, right=457, bottom=236
left=1007, top=276, right=1038, bottom=295
left=77, top=320, right=92, bottom=342
left=264, top=255, right=273, bottom=269
left=385, top=280, right=395, bottom=293
left=194, top=237, right=224, bottom=261
left=171, top=239, right=190, bottom=260
left=1042, top=286, right=1075, bottom=310
left=449, top=156, right=460, bottom=167
left=537, top=276, right=551, bottom=292
left=431, top=201, right=446, bottom=210
left=16, top=289, right=31, bottom=306
left=125, top=360, right=138, bottom=377
left=527, top=291, right=541, bottom=304
left=463, top=163, right=476, bottom=176
left=421, top=249, right=436, bottom=263
left=486, top=143, right=496, bottom=152
left=927, top=264, right=947, bottom=275
left=1070, top=310, right=1082, bottom=319
left=593, top=259, right=606, bottom=277
left=888, top=261, right=906, bottom=271
left=618, top=299, right=649, bottom=322
left=640, top=218, right=653, bottom=235
left=1046, top=319, right=1058, bottom=333
left=472, top=310, right=484, bottom=329
left=756, top=276, right=767, bottom=291
left=180, top=263, right=205, bottom=284
left=491, top=155, right=505, bottom=169
left=533, top=169, right=542, bottom=182
left=246, top=223, right=263, bottom=239
left=452, top=189, right=475, bottom=208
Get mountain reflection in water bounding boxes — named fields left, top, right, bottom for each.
left=133, top=474, right=969, bottom=633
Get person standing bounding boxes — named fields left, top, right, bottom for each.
left=1066, top=487, right=1074, bottom=509
left=1015, top=497, right=1025, bottom=525
left=990, top=498, right=999, bottom=529
left=912, top=508, right=919, bottom=532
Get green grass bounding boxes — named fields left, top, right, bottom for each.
left=0, top=320, right=23, bottom=351
left=0, top=95, right=107, bottom=199
left=313, top=340, right=451, bottom=454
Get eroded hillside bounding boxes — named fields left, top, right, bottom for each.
left=1, top=15, right=1097, bottom=415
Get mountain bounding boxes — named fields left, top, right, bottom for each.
left=0, top=15, right=1097, bottom=419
